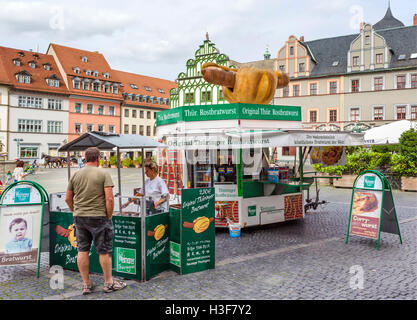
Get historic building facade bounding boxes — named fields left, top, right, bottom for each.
left=170, top=35, right=236, bottom=108
left=0, top=47, right=70, bottom=161
left=272, top=7, right=417, bottom=132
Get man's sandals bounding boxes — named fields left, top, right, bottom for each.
left=103, top=279, right=127, bottom=293
left=82, top=283, right=95, bottom=295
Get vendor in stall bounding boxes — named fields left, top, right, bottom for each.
left=122, top=160, right=169, bottom=211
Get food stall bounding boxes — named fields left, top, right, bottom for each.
left=49, top=131, right=171, bottom=281
left=155, top=103, right=365, bottom=228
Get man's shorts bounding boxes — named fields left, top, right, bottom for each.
left=73, top=216, right=113, bottom=254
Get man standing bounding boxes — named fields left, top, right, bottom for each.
left=65, top=147, right=126, bottom=295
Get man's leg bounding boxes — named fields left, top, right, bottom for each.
left=99, top=253, right=113, bottom=284
left=77, top=251, right=91, bottom=285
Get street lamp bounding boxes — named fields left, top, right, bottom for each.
left=13, top=138, right=23, bottom=159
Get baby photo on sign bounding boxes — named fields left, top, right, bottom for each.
left=310, top=146, right=346, bottom=167
left=4, top=216, right=33, bottom=254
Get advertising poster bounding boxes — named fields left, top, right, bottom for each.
left=349, top=189, right=382, bottom=239
left=310, top=146, right=346, bottom=167
left=179, top=188, right=215, bottom=275
left=0, top=205, right=42, bottom=266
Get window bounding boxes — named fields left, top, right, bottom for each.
left=82, top=56, right=88, bottom=62
left=411, top=105, right=417, bottom=120
left=130, top=84, right=138, bottom=89
left=309, top=111, right=317, bottom=123
left=109, top=106, right=115, bottom=116
left=44, top=64, right=51, bottom=71
left=329, top=110, right=337, bottom=122
left=75, top=103, right=82, bottom=113
left=154, top=112, right=157, bottom=119
left=132, top=110, right=137, bottom=118
left=292, top=85, right=300, bottom=96
left=47, top=121, right=63, bottom=133
left=74, top=67, right=80, bottom=74
left=144, top=86, right=152, bottom=92
left=376, top=53, right=383, bottom=64
left=29, top=62, right=36, bottom=69
left=218, top=89, right=225, bottom=101
left=140, top=110, right=144, bottom=118
left=201, top=90, right=211, bottom=102
left=350, top=108, right=360, bottom=121
left=158, top=88, right=165, bottom=93
left=20, top=146, right=38, bottom=159
left=396, top=105, right=407, bottom=120
left=131, top=125, right=136, bottom=134
left=365, top=35, right=370, bottom=45
left=411, top=74, right=417, bottom=88
left=87, top=104, right=93, bottom=114
left=98, top=105, right=104, bottom=115
left=353, top=56, right=359, bottom=66
left=283, top=87, right=289, bottom=97
left=310, top=83, right=317, bottom=95
left=374, top=77, right=383, bottom=91
left=104, top=84, right=110, bottom=93
left=86, top=70, right=91, bottom=76
left=14, top=59, right=21, bottom=66
left=104, top=73, right=109, bottom=78
left=124, top=124, right=129, bottom=134
left=83, top=80, right=90, bottom=90
left=139, top=125, right=144, bottom=135
left=97, top=124, right=104, bottom=132
left=73, top=79, right=81, bottom=89
left=147, top=111, right=151, bottom=119
left=332, top=61, right=339, bottom=67
left=108, top=125, right=115, bottom=133
left=289, top=46, right=294, bottom=55
left=18, top=119, right=42, bottom=132
left=93, top=71, right=99, bottom=77
left=373, top=106, right=384, bottom=120
left=48, top=99, right=62, bottom=110
left=124, top=109, right=129, bottom=117
left=86, top=124, right=93, bottom=132
left=18, top=96, right=42, bottom=108
left=397, top=75, right=406, bottom=89
left=112, top=84, right=118, bottom=94
left=92, top=82, right=100, bottom=92
left=351, top=79, right=359, bottom=93
left=298, top=63, right=305, bottom=72
left=74, top=123, right=82, bottom=133
left=185, top=92, right=194, bottom=104
left=146, top=126, right=151, bottom=136
left=329, top=81, right=337, bottom=94
left=18, top=74, right=31, bottom=84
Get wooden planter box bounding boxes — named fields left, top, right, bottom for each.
left=333, top=174, right=356, bottom=188
left=401, top=177, right=417, bottom=192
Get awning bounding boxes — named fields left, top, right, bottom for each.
left=162, top=129, right=365, bottom=150
left=364, top=120, right=416, bottom=144
left=58, top=131, right=167, bottom=152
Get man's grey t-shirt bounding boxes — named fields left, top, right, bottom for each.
left=67, top=166, right=114, bottom=217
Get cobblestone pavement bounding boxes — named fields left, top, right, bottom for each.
left=1, top=169, right=417, bottom=300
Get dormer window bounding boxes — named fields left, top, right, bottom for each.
left=13, top=59, right=21, bottom=66
left=46, top=74, right=60, bottom=87
left=82, top=56, right=88, bottom=63
left=93, top=71, right=99, bottom=77
left=103, top=82, right=110, bottom=93
left=112, top=83, right=118, bottom=94
left=29, top=61, right=36, bottom=69
left=130, top=84, right=138, bottom=89
left=158, top=88, right=165, bottom=94
left=86, top=69, right=91, bottom=76
left=43, top=63, right=51, bottom=71
left=83, top=78, right=90, bottom=90
left=17, top=72, right=31, bottom=84
left=92, top=79, right=101, bottom=92
left=18, top=51, right=25, bottom=57
left=74, top=67, right=80, bottom=74
left=144, top=86, right=152, bottom=92
left=104, top=72, right=109, bottom=78
left=33, top=54, right=39, bottom=60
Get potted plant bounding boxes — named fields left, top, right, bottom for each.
left=134, top=156, right=142, bottom=168
left=391, top=128, right=417, bottom=191
left=99, top=159, right=105, bottom=168
left=122, top=157, right=132, bottom=168
left=109, top=155, right=118, bottom=168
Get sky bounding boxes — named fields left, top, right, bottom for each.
left=0, top=0, right=416, bottom=81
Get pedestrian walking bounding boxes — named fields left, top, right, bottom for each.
left=65, top=147, right=127, bottom=295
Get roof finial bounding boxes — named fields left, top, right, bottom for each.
left=206, top=32, right=209, bottom=41
left=388, top=0, right=390, bottom=8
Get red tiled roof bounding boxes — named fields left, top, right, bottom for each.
left=112, top=69, right=176, bottom=109
left=0, top=46, right=68, bottom=94
left=49, top=43, right=123, bottom=100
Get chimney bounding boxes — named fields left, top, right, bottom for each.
left=300, top=36, right=304, bottom=42
left=414, top=14, right=417, bottom=26
left=360, top=22, right=366, bottom=32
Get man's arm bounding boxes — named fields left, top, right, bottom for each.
left=65, top=190, right=75, bottom=212
left=104, top=186, right=114, bottom=219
